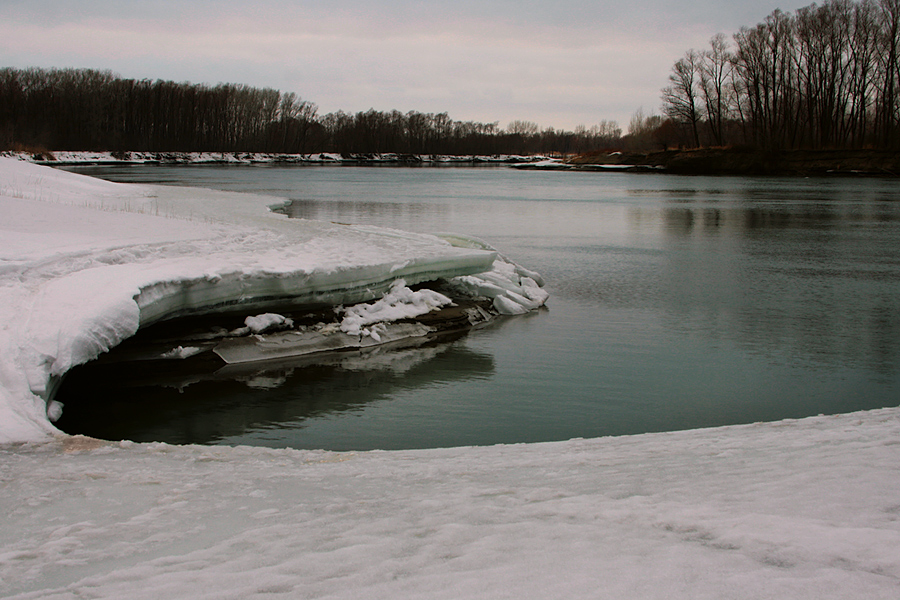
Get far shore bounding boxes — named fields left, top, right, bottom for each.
left=565, top=147, right=900, bottom=177
left=5, top=148, right=899, bottom=176
left=0, top=150, right=547, bottom=166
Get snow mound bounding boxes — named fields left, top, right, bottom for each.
left=244, top=313, right=294, bottom=334
left=0, top=155, right=146, bottom=203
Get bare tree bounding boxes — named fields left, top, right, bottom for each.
left=662, top=50, right=702, bottom=147
left=699, top=34, right=734, bottom=146
left=876, top=0, right=900, bottom=146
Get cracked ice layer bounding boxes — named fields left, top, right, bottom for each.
left=0, top=158, right=508, bottom=442
left=434, top=234, right=550, bottom=316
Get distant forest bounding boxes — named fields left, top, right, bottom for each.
left=7, top=0, right=898, bottom=156
left=0, top=67, right=622, bottom=155
left=659, top=0, right=900, bottom=150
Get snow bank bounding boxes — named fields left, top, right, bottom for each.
left=1, top=408, right=898, bottom=599
left=0, top=157, right=507, bottom=442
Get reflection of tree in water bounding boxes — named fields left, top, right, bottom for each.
left=56, top=336, right=495, bottom=446
left=624, top=192, right=900, bottom=376
left=628, top=182, right=900, bottom=238
left=655, top=204, right=846, bottom=237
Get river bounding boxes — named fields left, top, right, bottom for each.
left=54, top=164, right=900, bottom=450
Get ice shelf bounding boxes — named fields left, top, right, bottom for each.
left=0, top=157, right=545, bottom=442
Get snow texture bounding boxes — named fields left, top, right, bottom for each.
left=1, top=156, right=898, bottom=600
left=243, top=313, right=294, bottom=334
left=339, top=279, right=452, bottom=339
left=1, top=409, right=898, bottom=599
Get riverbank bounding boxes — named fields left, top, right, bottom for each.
left=0, top=157, right=548, bottom=443
left=0, top=150, right=546, bottom=166
left=4, top=407, right=899, bottom=599
left=568, top=148, right=900, bottom=176
left=5, top=148, right=899, bottom=175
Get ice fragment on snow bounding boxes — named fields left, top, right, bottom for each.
left=160, top=346, right=204, bottom=359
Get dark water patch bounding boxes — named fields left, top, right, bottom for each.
left=55, top=334, right=492, bottom=448
left=54, top=301, right=497, bottom=449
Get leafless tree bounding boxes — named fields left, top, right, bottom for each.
left=661, top=0, right=900, bottom=150
left=662, top=51, right=703, bottom=147
left=699, top=34, right=734, bottom=146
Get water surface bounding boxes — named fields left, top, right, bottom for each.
left=56, top=165, right=900, bottom=450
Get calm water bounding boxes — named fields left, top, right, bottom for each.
left=57, top=164, right=900, bottom=450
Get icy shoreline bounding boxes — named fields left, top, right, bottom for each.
left=0, top=158, right=545, bottom=442
left=2, top=408, right=898, bottom=599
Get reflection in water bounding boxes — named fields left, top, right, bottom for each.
left=632, top=201, right=900, bottom=238
left=56, top=336, right=495, bottom=447
left=629, top=181, right=900, bottom=238
left=622, top=187, right=900, bottom=380
left=272, top=196, right=455, bottom=231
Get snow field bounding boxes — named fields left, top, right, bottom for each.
left=1, top=408, right=898, bottom=599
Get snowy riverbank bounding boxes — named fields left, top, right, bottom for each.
left=1, top=157, right=898, bottom=598
left=0, top=150, right=548, bottom=166
left=3, top=408, right=899, bottom=599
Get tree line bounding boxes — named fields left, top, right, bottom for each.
left=0, top=67, right=622, bottom=155
left=660, top=0, right=900, bottom=150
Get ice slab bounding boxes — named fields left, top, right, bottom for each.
left=214, top=322, right=434, bottom=364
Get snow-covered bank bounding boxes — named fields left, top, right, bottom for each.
left=0, top=150, right=547, bottom=166
left=0, top=158, right=547, bottom=442
left=1, top=408, right=898, bottom=599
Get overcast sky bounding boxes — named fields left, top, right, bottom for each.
left=2, top=0, right=814, bottom=131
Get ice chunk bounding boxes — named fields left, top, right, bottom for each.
left=213, top=322, right=433, bottom=364
left=339, top=279, right=452, bottom=338
left=436, top=233, right=549, bottom=316
left=447, top=259, right=549, bottom=316
left=244, top=313, right=294, bottom=334
left=493, top=294, right=529, bottom=315
left=159, top=346, right=205, bottom=359
left=46, top=400, right=64, bottom=422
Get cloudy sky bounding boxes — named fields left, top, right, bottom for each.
left=2, top=0, right=813, bottom=131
